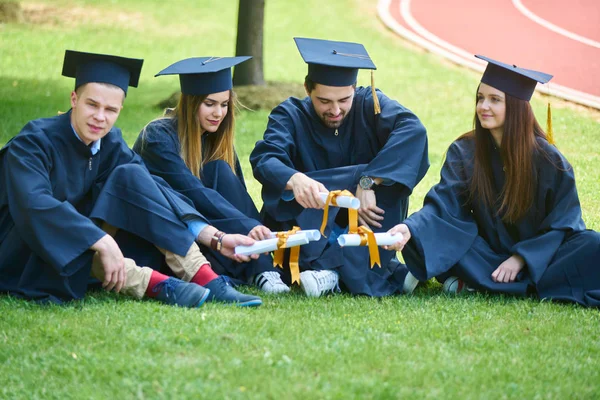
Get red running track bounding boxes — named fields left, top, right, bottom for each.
left=383, top=0, right=600, bottom=106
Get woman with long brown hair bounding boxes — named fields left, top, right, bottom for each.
left=133, top=57, right=290, bottom=295
left=387, top=55, right=600, bottom=306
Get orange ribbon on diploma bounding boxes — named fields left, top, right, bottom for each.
left=319, top=190, right=381, bottom=268
left=355, top=225, right=381, bottom=268
left=273, top=226, right=302, bottom=284
left=320, top=190, right=358, bottom=236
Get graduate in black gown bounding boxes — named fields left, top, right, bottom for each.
left=133, top=56, right=289, bottom=294
left=0, top=51, right=262, bottom=307
left=387, top=55, right=600, bottom=307
left=249, top=38, right=429, bottom=297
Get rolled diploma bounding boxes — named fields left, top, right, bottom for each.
left=235, top=235, right=310, bottom=256
left=319, top=192, right=360, bottom=209
left=269, top=229, right=322, bottom=242
left=337, top=232, right=403, bottom=247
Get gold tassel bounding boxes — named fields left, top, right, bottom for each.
left=546, top=102, right=555, bottom=145
left=371, top=70, right=381, bottom=115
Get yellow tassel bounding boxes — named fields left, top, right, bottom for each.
left=546, top=102, right=555, bottom=145
left=371, top=70, right=381, bottom=115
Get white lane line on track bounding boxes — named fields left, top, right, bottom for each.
left=376, top=0, right=600, bottom=109
left=401, top=0, right=475, bottom=60
left=513, top=0, right=600, bottom=49
left=377, top=0, right=485, bottom=71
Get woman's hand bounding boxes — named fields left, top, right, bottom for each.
left=383, top=224, right=411, bottom=252
left=491, top=254, right=525, bottom=283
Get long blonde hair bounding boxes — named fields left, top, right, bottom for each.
left=170, top=91, right=237, bottom=178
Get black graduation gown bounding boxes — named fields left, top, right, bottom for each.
left=403, top=135, right=600, bottom=307
left=132, top=118, right=277, bottom=282
left=249, top=87, right=429, bottom=295
left=0, top=111, right=207, bottom=303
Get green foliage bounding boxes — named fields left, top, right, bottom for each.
left=1, top=0, right=599, bottom=398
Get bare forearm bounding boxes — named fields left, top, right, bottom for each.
left=196, top=225, right=219, bottom=247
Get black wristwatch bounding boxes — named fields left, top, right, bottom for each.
left=359, top=176, right=376, bottom=190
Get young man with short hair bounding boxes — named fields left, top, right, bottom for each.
left=250, top=38, right=429, bottom=297
left=0, top=50, right=262, bottom=307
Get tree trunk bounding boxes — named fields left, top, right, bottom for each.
left=233, top=0, right=265, bottom=86
left=0, top=1, right=22, bottom=23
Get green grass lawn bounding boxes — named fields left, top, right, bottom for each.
left=1, top=0, right=599, bottom=398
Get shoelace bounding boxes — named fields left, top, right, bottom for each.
left=316, top=271, right=340, bottom=294
left=210, top=276, right=232, bottom=296
left=220, top=275, right=233, bottom=286
left=152, top=278, right=181, bottom=299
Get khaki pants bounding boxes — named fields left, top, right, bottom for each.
left=90, top=224, right=209, bottom=299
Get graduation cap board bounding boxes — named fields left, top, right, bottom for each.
left=62, top=50, right=143, bottom=95
left=476, top=54, right=553, bottom=101
left=476, top=54, right=556, bottom=144
left=295, top=37, right=381, bottom=114
left=155, top=56, right=252, bottom=96
left=294, top=37, right=376, bottom=87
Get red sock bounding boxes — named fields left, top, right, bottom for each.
left=191, top=263, right=219, bottom=286
left=145, top=271, right=169, bottom=298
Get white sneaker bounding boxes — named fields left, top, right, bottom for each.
left=300, top=270, right=340, bottom=297
left=253, top=271, right=290, bottom=294
left=442, top=276, right=474, bottom=294
left=402, top=271, right=420, bottom=294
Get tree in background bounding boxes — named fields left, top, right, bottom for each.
left=159, top=0, right=304, bottom=110
left=233, top=0, right=265, bottom=86
left=0, top=1, right=22, bottom=23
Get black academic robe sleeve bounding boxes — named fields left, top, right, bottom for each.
left=511, top=143, right=586, bottom=283
left=250, top=105, right=300, bottom=197
left=135, top=121, right=259, bottom=233
left=362, top=90, right=429, bottom=194
left=4, top=129, right=106, bottom=275
left=404, top=140, right=479, bottom=280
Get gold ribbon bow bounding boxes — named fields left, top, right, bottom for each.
left=273, top=226, right=301, bottom=284
left=355, top=226, right=381, bottom=268
left=319, top=190, right=358, bottom=236
left=319, top=190, right=381, bottom=268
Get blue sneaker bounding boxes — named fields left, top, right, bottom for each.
left=152, top=277, right=210, bottom=308
left=205, top=276, right=262, bottom=307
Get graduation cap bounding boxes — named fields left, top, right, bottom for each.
left=155, top=56, right=252, bottom=96
left=62, top=50, right=143, bottom=95
left=476, top=54, right=556, bottom=144
left=294, top=37, right=376, bottom=87
left=475, top=55, right=553, bottom=101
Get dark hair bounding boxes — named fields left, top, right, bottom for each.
left=303, top=75, right=357, bottom=93
left=463, top=85, right=551, bottom=223
left=304, top=75, right=316, bottom=93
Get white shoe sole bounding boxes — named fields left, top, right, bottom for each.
left=300, top=272, right=321, bottom=297
left=403, top=272, right=419, bottom=294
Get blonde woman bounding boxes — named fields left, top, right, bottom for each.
left=133, top=57, right=289, bottom=294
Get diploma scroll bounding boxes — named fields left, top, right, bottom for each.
left=337, top=232, right=403, bottom=247
left=270, top=229, right=322, bottom=242
left=319, top=192, right=360, bottom=209
left=235, top=235, right=310, bottom=256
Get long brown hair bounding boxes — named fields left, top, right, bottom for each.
left=464, top=85, right=550, bottom=222
left=170, top=91, right=237, bottom=179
